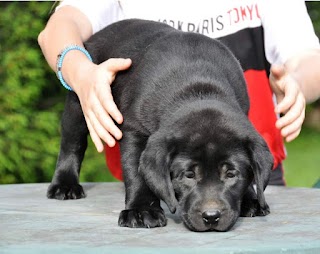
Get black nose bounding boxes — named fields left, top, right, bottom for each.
left=202, top=210, right=221, bottom=225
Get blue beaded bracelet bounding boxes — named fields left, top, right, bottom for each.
left=56, top=45, right=93, bottom=91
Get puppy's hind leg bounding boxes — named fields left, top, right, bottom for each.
left=47, top=92, right=88, bottom=200
left=118, top=131, right=167, bottom=228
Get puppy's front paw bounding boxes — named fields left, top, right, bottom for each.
left=240, top=198, right=270, bottom=217
left=47, top=183, right=86, bottom=200
left=118, top=208, right=167, bottom=228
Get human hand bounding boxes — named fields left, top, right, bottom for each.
left=269, top=65, right=306, bottom=142
left=75, top=58, right=132, bottom=152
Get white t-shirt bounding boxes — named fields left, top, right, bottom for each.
left=56, top=0, right=319, bottom=65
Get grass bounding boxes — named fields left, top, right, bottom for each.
left=284, top=127, right=320, bottom=187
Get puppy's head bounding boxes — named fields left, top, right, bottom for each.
left=139, top=110, right=273, bottom=232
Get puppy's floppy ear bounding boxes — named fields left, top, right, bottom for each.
left=247, top=136, right=273, bottom=212
left=139, top=131, right=178, bottom=214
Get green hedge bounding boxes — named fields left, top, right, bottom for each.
left=0, top=2, right=58, bottom=183
left=0, top=2, right=115, bottom=184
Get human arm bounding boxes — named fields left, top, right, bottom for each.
left=261, top=0, right=320, bottom=142
left=38, top=5, right=131, bottom=152
left=269, top=49, right=320, bottom=142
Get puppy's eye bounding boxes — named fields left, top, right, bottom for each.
left=185, top=170, right=195, bottom=179
left=226, top=171, right=236, bottom=178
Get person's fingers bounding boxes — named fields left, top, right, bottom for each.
left=102, top=97, right=123, bottom=125
left=92, top=99, right=123, bottom=140
left=93, top=58, right=130, bottom=125
left=85, top=115, right=105, bottom=152
left=280, top=104, right=305, bottom=142
left=274, top=81, right=299, bottom=114
left=281, top=110, right=304, bottom=138
left=285, top=128, right=302, bottom=143
left=276, top=93, right=305, bottom=130
left=87, top=110, right=116, bottom=148
left=97, top=85, right=123, bottom=125
left=275, top=91, right=305, bottom=143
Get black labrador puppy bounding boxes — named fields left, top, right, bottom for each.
left=48, top=19, right=273, bottom=232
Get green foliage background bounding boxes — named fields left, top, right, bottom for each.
left=0, top=2, right=319, bottom=186
left=1, top=2, right=59, bottom=183
left=0, top=2, right=114, bottom=184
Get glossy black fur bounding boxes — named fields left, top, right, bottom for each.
left=48, top=19, right=273, bottom=232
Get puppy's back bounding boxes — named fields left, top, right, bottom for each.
left=84, top=19, right=249, bottom=131
left=84, top=19, right=174, bottom=65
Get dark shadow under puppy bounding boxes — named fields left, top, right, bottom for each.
left=47, top=19, right=273, bottom=232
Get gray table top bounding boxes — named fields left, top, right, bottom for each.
left=0, top=183, right=319, bottom=254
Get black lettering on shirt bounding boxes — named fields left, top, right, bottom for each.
left=216, top=15, right=224, bottom=31
left=188, top=22, right=196, bottom=32
left=202, top=19, right=209, bottom=34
